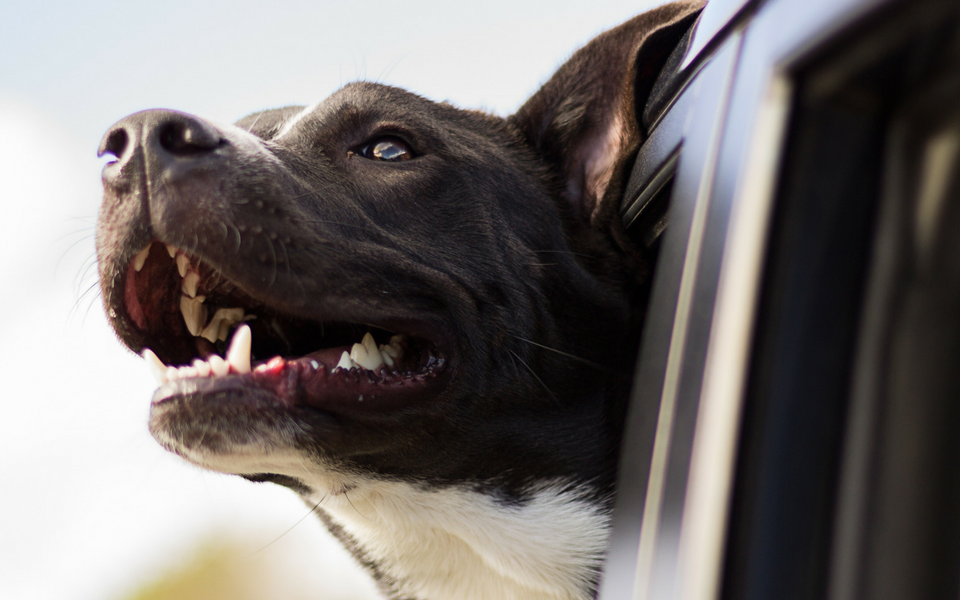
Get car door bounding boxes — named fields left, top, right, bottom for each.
left=603, top=0, right=960, bottom=599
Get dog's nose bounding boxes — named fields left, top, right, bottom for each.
left=98, top=110, right=222, bottom=191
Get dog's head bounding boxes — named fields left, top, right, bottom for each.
left=96, top=2, right=700, bottom=596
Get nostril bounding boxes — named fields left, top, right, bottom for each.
left=158, top=120, right=221, bottom=157
left=98, top=128, right=129, bottom=161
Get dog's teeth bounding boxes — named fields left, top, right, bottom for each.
left=182, top=272, right=200, bottom=298
left=180, top=295, right=208, bottom=336
left=166, top=244, right=177, bottom=258
left=193, top=359, right=211, bottom=377
left=390, top=334, right=405, bottom=345
left=165, top=366, right=179, bottom=382
left=226, top=324, right=252, bottom=374
left=142, top=348, right=168, bottom=385
left=335, top=351, right=355, bottom=371
left=209, top=354, right=229, bottom=377
left=379, top=348, right=395, bottom=367
left=132, top=246, right=151, bottom=272
left=362, top=332, right=378, bottom=355
left=200, top=307, right=244, bottom=342
left=381, top=343, right=402, bottom=359
left=176, top=254, right=190, bottom=277
left=200, top=323, right=218, bottom=343
left=350, top=333, right=384, bottom=370
left=178, top=366, right=198, bottom=379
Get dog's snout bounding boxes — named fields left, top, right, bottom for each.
left=99, top=109, right=223, bottom=194
left=98, top=127, right=129, bottom=162
left=156, top=115, right=221, bottom=157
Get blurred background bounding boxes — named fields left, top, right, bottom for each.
left=0, top=1, right=658, bottom=598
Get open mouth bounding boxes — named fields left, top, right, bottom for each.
left=120, top=241, right=448, bottom=412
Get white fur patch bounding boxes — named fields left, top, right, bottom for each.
left=156, top=420, right=610, bottom=599
left=309, top=481, right=610, bottom=600
left=161, top=432, right=610, bottom=600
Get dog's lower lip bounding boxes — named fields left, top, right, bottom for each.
left=148, top=322, right=451, bottom=414
left=151, top=351, right=449, bottom=414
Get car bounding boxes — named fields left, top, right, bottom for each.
left=601, top=0, right=960, bottom=599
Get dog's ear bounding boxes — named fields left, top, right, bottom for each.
left=510, top=1, right=703, bottom=225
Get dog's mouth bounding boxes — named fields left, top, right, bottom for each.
left=119, top=241, right=448, bottom=414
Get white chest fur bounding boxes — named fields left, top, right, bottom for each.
left=308, top=481, right=611, bottom=600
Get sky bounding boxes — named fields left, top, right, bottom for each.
left=0, top=1, right=658, bottom=598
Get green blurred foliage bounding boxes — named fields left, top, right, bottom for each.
left=123, top=538, right=269, bottom=600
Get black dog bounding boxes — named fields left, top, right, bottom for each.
left=95, top=2, right=702, bottom=598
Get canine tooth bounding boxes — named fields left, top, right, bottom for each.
left=335, top=351, right=355, bottom=371
left=350, top=334, right=384, bottom=371
left=166, top=244, right=177, bottom=258
left=380, top=348, right=395, bottom=367
left=176, top=254, right=190, bottom=277
left=133, top=246, right=151, bottom=272
left=180, top=296, right=208, bottom=336
left=226, top=324, right=252, bottom=374
left=209, top=354, right=229, bottom=377
left=362, top=332, right=378, bottom=355
left=182, top=272, right=200, bottom=298
left=142, top=349, right=168, bottom=385
left=193, top=359, right=212, bottom=377
left=200, top=307, right=244, bottom=342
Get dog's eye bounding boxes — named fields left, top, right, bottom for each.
left=360, top=137, right=413, bottom=161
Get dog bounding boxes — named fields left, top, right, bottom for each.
left=95, top=2, right=702, bottom=598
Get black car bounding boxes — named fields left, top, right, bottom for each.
left=602, top=0, right=960, bottom=599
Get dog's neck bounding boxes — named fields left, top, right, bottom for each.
left=308, top=481, right=610, bottom=600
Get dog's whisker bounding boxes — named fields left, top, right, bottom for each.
left=216, top=220, right=230, bottom=243
left=376, top=53, right=407, bottom=84
left=263, top=234, right=279, bottom=288
left=76, top=256, right=101, bottom=291
left=511, top=336, right=607, bottom=371
left=80, top=288, right=104, bottom=327
left=532, top=249, right=596, bottom=259
left=57, top=233, right=97, bottom=276
left=298, top=218, right=369, bottom=230
left=343, top=489, right=371, bottom=521
left=244, top=110, right=266, bottom=134
left=223, top=218, right=242, bottom=252
left=55, top=226, right=96, bottom=245
left=508, top=349, right=557, bottom=402
left=68, top=281, right=102, bottom=324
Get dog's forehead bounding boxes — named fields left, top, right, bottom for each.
left=279, top=81, right=458, bottom=139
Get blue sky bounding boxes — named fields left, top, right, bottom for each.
left=0, top=2, right=658, bottom=599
